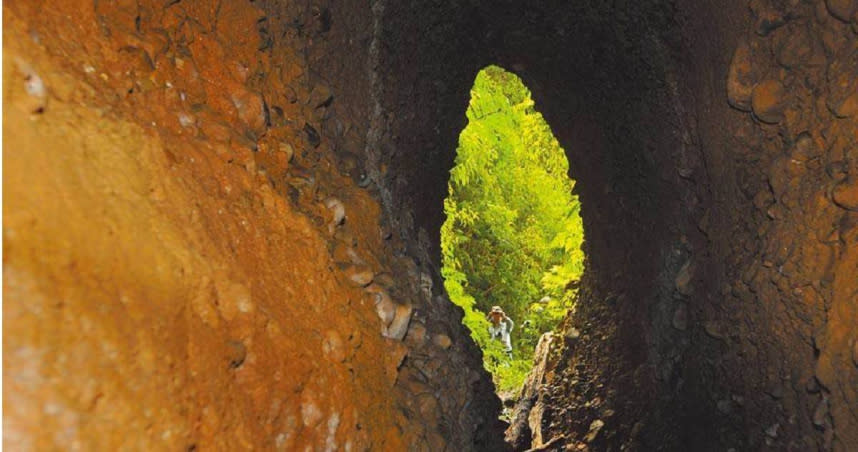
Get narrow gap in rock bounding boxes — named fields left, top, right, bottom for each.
left=441, top=65, right=585, bottom=422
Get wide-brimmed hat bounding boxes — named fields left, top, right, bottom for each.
left=490, top=306, right=504, bottom=314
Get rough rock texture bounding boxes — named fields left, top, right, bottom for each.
left=506, top=332, right=558, bottom=450
left=3, top=1, right=503, bottom=450
left=4, top=0, right=857, bottom=450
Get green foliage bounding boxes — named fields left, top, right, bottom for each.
left=441, top=66, right=585, bottom=393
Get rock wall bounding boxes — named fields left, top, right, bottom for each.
left=341, top=0, right=858, bottom=450
left=4, top=0, right=857, bottom=450
left=3, top=0, right=504, bottom=450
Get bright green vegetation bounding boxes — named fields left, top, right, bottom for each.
left=441, top=66, right=585, bottom=394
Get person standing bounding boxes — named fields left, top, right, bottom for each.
left=487, top=306, right=514, bottom=358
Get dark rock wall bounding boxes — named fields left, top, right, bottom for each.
left=5, top=0, right=856, bottom=449
left=328, top=0, right=857, bottom=450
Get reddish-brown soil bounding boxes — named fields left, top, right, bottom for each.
left=3, top=1, right=502, bottom=449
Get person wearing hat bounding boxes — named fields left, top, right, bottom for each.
left=487, top=306, right=514, bottom=357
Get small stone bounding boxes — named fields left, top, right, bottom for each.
left=832, top=177, right=858, bottom=211
left=672, top=303, right=689, bottom=331
left=831, top=89, right=858, bottom=117
left=432, top=334, right=452, bottom=349
left=630, top=421, right=644, bottom=438
left=752, top=79, right=789, bottom=124
left=790, top=132, right=815, bottom=162
left=373, top=272, right=395, bottom=288
left=774, top=24, right=817, bottom=69
left=726, top=41, right=755, bottom=111
left=344, top=264, right=374, bottom=287
left=675, top=261, right=693, bottom=296
left=322, top=330, right=346, bottom=362
left=585, top=419, right=604, bottom=443
left=565, top=327, right=581, bottom=341
left=118, top=46, right=154, bottom=76
left=385, top=302, right=413, bottom=341
left=324, top=197, right=346, bottom=232
left=764, top=423, right=780, bottom=438
left=278, top=142, right=294, bottom=162
left=366, top=284, right=395, bottom=326
left=301, top=394, right=324, bottom=427
left=352, top=167, right=371, bottom=188
left=703, top=321, right=725, bottom=340
left=826, top=0, right=858, bottom=22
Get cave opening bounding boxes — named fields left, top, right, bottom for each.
left=440, top=66, right=585, bottom=408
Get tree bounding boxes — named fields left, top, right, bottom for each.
left=441, top=66, right=585, bottom=392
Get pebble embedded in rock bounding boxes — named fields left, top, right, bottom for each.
left=703, top=321, right=725, bottom=340
left=790, top=132, right=815, bottom=162
left=765, top=423, right=779, bottom=438
left=352, top=167, right=371, bottom=188
left=585, top=419, right=604, bottom=443
left=324, top=197, right=346, bottom=232
left=373, top=272, right=395, bottom=288
left=432, top=334, right=452, bottom=349
left=278, top=142, right=294, bottom=162
left=366, top=284, right=395, bottom=326
left=826, top=0, right=858, bottom=22
left=301, top=394, right=324, bottom=427
left=231, top=88, right=267, bottom=134
left=751, top=79, right=789, bottom=124
left=385, top=302, right=413, bottom=341
left=832, top=177, right=858, bottom=211
left=565, top=327, right=581, bottom=341
left=343, top=264, right=374, bottom=287
left=726, top=40, right=755, bottom=111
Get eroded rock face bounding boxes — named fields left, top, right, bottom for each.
left=4, top=0, right=857, bottom=450
left=3, top=1, right=503, bottom=450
